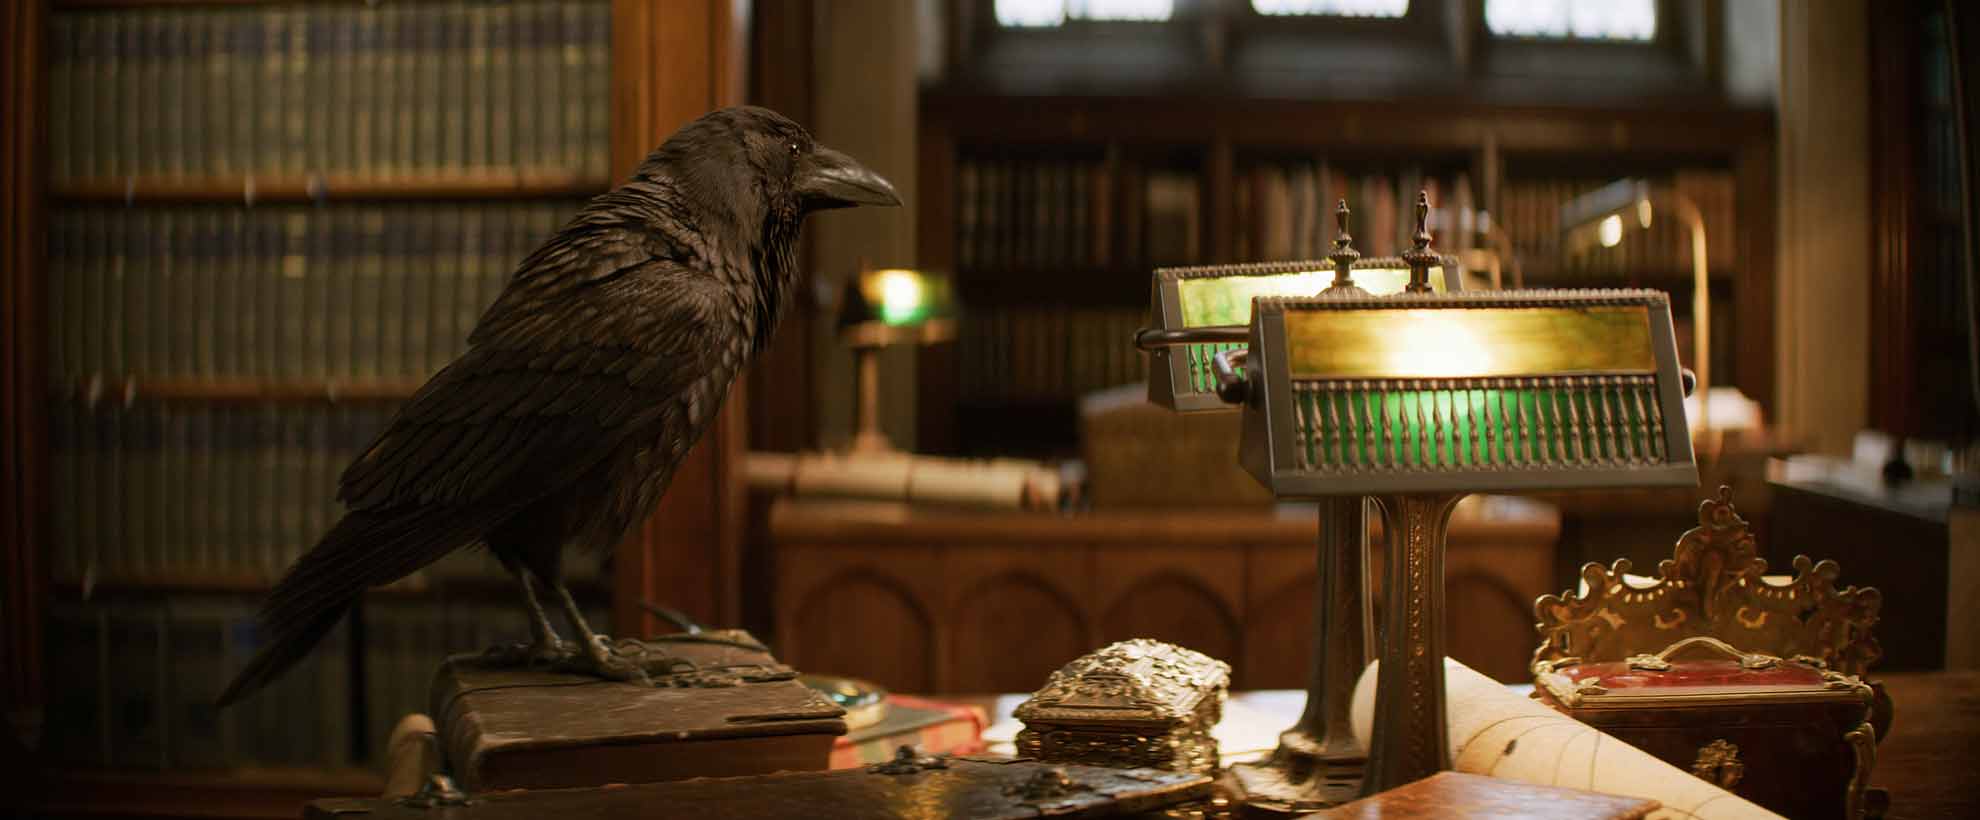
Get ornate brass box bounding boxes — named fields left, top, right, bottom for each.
left=1013, top=640, right=1231, bottom=774
left=1533, top=489, right=1884, bottom=820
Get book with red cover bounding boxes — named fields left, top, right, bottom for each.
left=828, top=694, right=987, bottom=768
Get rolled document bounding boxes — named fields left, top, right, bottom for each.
left=1349, top=657, right=1782, bottom=820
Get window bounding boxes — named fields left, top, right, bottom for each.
left=1252, top=0, right=1408, bottom=18
left=1484, top=0, right=1656, bottom=42
left=994, top=0, right=1173, bottom=28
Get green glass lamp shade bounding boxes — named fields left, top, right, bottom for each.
left=1237, top=290, right=1697, bottom=496
left=1148, top=258, right=1460, bottom=413
left=837, top=268, right=957, bottom=346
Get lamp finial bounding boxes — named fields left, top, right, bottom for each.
left=1323, top=200, right=1367, bottom=295
left=1402, top=190, right=1438, bottom=293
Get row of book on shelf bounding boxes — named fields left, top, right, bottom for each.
left=1499, top=171, right=1739, bottom=281
left=43, top=596, right=605, bottom=770
left=48, top=0, right=612, bottom=181
left=47, top=200, right=586, bottom=386
left=953, top=156, right=1201, bottom=273
left=956, top=306, right=1149, bottom=404
left=1231, top=161, right=1480, bottom=262
left=45, top=398, right=601, bottom=587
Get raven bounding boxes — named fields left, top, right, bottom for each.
left=218, top=107, right=899, bottom=706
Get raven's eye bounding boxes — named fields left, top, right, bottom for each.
left=788, top=142, right=801, bottom=158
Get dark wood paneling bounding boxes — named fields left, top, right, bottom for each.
left=1869, top=1, right=1920, bottom=434
left=3, top=0, right=48, bottom=758
left=611, top=0, right=751, bottom=636
left=950, top=572, right=1091, bottom=694
left=791, top=570, right=935, bottom=693
left=773, top=500, right=1560, bottom=693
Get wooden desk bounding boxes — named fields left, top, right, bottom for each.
left=771, top=497, right=1561, bottom=694
left=952, top=670, right=1980, bottom=820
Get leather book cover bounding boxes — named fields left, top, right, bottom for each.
left=1302, top=772, right=1659, bottom=820
left=431, top=630, right=847, bottom=791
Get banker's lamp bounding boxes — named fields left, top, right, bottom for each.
left=1559, top=179, right=1713, bottom=435
left=1218, top=193, right=1698, bottom=796
left=1133, top=202, right=1459, bottom=811
left=836, top=264, right=956, bottom=453
left=1138, top=202, right=1461, bottom=413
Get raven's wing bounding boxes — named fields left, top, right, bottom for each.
left=217, top=237, right=727, bottom=708
left=340, top=235, right=727, bottom=513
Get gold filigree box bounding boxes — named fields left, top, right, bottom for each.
left=1532, top=488, right=1884, bottom=820
left=1013, top=640, right=1231, bottom=774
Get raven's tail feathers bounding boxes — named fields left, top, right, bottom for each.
left=216, top=505, right=490, bottom=708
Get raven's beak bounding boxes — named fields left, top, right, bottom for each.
left=797, top=145, right=901, bottom=210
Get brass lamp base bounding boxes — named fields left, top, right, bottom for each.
left=1362, top=493, right=1463, bottom=794
left=1229, top=497, right=1372, bottom=814
left=1224, top=738, right=1365, bottom=814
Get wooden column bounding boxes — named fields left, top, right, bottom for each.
left=610, top=0, right=752, bottom=636
left=2, top=0, right=47, bottom=754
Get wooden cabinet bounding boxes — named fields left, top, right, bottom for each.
left=771, top=497, right=1560, bottom=694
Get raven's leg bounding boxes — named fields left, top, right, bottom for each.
left=481, top=563, right=576, bottom=666
left=550, top=581, right=652, bottom=685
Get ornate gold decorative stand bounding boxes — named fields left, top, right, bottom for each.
left=1225, top=496, right=1371, bottom=812
left=1363, top=493, right=1462, bottom=794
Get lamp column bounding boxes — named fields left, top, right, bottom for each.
left=1363, top=194, right=1460, bottom=793
left=1227, top=201, right=1377, bottom=813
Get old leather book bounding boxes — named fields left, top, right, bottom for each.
left=1302, top=772, right=1660, bottom=820
left=306, top=755, right=1213, bottom=819
left=430, top=630, right=847, bottom=791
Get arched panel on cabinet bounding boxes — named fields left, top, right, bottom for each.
left=950, top=572, right=1089, bottom=694
left=789, top=569, right=936, bottom=694
left=1100, top=572, right=1241, bottom=680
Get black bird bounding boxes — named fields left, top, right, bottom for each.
left=217, top=107, right=899, bottom=706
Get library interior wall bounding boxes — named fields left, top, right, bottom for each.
left=1776, top=0, right=1871, bottom=457
left=807, top=0, right=921, bottom=451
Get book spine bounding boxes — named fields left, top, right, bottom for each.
left=561, top=0, right=585, bottom=173
left=109, top=605, right=168, bottom=768
left=467, top=3, right=491, bottom=171
left=391, top=6, right=417, bottom=176
left=490, top=3, right=515, bottom=170
left=138, top=11, right=163, bottom=176
left=357, top=209, right=386, bottom=380
left=585, top=2, right=611, bottom=178
left=443, top=3, right=468, bottom=173
left=71, top=15, right=97, bottom=180
left=166, top=602, right=229, bottom=767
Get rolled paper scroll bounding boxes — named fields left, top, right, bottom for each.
left=1349, top=657, right=1783, bottom=820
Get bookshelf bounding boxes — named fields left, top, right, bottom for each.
left=1869, top=3, right=1979, bottom=444
left=916, top=92, right=1776, bottom=457
left=6, top=0, right=752, bottom=813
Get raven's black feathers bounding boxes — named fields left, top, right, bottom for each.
left=218, top=106, right=897, bottom=707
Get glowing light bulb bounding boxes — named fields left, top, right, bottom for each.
left=874, top=269, right=925, bottom=325
left=1599, top=214, right=1624, bottom=248
left=1636, top=198, right=1653, bottom=229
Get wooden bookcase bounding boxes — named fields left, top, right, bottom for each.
left=914, top=92, right=1777, bottom=456
left=4, top=0, right=751, bottom=815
